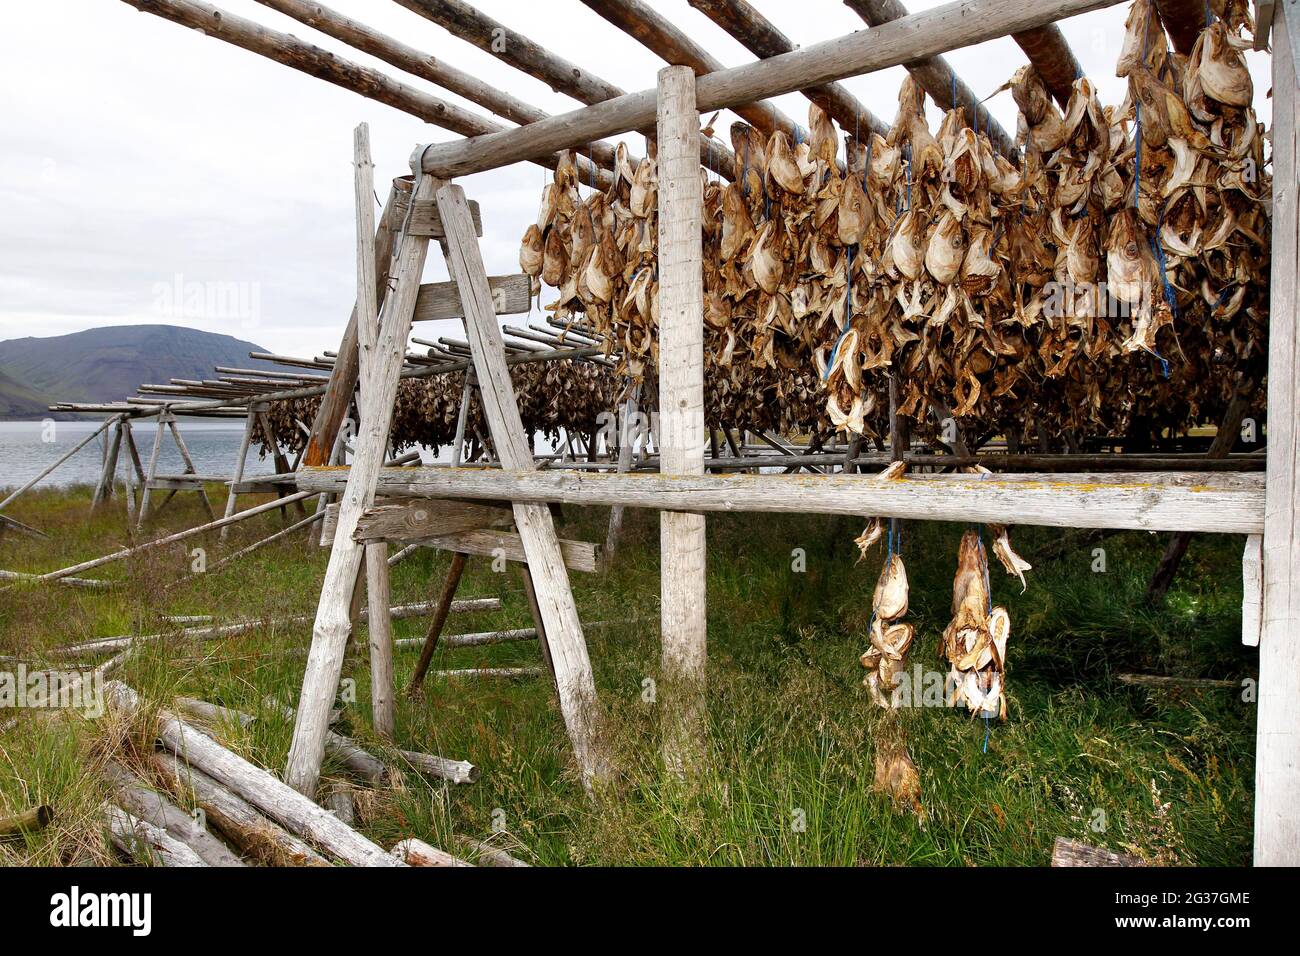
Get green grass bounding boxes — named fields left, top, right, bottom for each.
left=0, top=484, right=1257, bottom=865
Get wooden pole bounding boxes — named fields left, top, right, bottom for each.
left=104, top=804, right=207, bottom=867
left=219, top=407, right=257, bottom=541
left=415, top=0, right=1123, bottom=178
left=1256, top=0, right=1300, bottom=866
left=436, top=182, right=609, bottom=786
left=406, top=551, right=468, bottom=696
left=0, top=417, right=114, bottom=514
left=167, top=415, right=216, bottom=520
left=104, top=758, right=246, bottom=867
left=657, top=66, right=708, bottom=775
left=0, top=805, right=53, bottom=838
left=284, top=172, right=438, bottom=798
left=90, top=417, right=124, bottom=512
left=603, top=387, right=640, bottom=562
left=687, top=0, right=889, bottom=138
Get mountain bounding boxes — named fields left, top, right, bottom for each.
left=0, top=325, right=298, bottom=417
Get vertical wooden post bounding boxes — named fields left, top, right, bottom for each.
left=436, top=182, right=608, bottom=787
left=603, top=386, right=640, bottom=562
left=220, top=406, right=257, bottom=542
left=1256, top=0, right=1300, bottom=866
left=168, top=415, right=215, bottom=521
left=137, top=414, right=166, bottom=527
left=656, top=65, right=708, bottom=775
left=91, top=416, right=124, bottom=513
left=284, top=172, right=438, bottom=798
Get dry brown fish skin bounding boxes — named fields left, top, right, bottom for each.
left=873, top=741, right=925, bottom=822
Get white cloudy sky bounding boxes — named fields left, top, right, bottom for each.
left=0, top=0, right=1274, bottom=359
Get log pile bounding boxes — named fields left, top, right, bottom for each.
left=522, top=4, right=1269, bottom=446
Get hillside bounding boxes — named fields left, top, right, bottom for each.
left=0, top=325, right=293, bottom=417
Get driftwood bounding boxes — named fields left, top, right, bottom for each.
left=104, top=803, right=207, bottom=867
left=353, top=498, right=511, bottom=542
left=265, top=699, right=387, bottom=784
left=452, top=835, right=531, bottom=867
left=104, top=758, right=245, bottom=867
left=1051, top=836, right=1146, bottom=867
left=390, top=837, right=472, bottom=867
left=1116, top=674, right=1239, bottom=690
left=396, top=627, right=539, bottom=651
left=397, top=750, right=479, bottom=785
left=0, top=805, right=53, bottom=839
left=174, top=697, right=256, bottom=728
left=434, top=667, right=545, bottom=681
left=149, top=751, right=328, bottom=867
left=105, top=682, right=400, bottom=867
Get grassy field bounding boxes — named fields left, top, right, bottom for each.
left=0, top=483, right=1257, bottom=866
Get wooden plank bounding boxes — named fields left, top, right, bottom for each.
left=365, top=542, right=395, bottom=740
left=297, top=468, right=1266, bottom=535
left=1051, top=837, right=1145, bottom=867
left=656, top=65, right=707, bottom=775
left=408, top=198, right=481, bottom=237
left=219, top=408, right=256, bottom=541
left=284, top=173, right=438, bottom=799
left=414, top=0, right=1124, bottom=178
left=412, top=274, right=531, bottom=323
left=436, top=182, right=608, bottom=787
left=420, top=528, right=600, bottom=574
left=353, top=498, right=511, bottom=541
left=1256, top=0, right=1300, bottom=866
left=1243, top=533, right=1263, bottom=648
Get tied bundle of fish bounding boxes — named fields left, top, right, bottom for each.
left=860, top=552, right=914, bottom=709
left=261, top=360, right=617, bottom=458
left=521, top=5, right=1268, bottom=448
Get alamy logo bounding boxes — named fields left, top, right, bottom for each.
left=49, top=886, right=152, bottom=936
left=0, top=665, right=103, bottom=718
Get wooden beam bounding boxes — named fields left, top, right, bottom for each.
left=284, top=173, right=438, bottom=798
left=436, top=182, right=609, bottom=787
left=406, top=551, right=467, bottom=696
left=296, top=468, right=1265, bottom=535
left=392, top=0, right=735, bottom=176
left=688, top=0, right=889, bottom=138
left=843, top=0, right=1019, bottom=158
left=1256, top=0, right=1300, bottom=867
left=353, top=498, right=512, bottom=541
left=1154, top=0, right=1211, bottom=55
left=581, top=0, right=803, bottom=141
left=412, top=274, right=531, bottom=323
left=1051, top=837, right=1145, bottom=867
left=419, top=528, right=601, bottom=574
left=1243, top=533, right=1263, bottom=647
left=414, top=0, right=1123, bottom=177
left=1010, top=25, right=1084, bottom=108
left=656, top=66, right=708, bottom=775
left=408, top=198, right=481, bottom=238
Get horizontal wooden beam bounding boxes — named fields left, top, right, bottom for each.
left=414, top=0, right=1122, bottom=177
left=418, top=528, right=602, bottom=574
left=413, top=274, right=531, bottom=323
left=354, top=498, right=511, bottom=541
left=408, top=198, right=481, bottom=238
left=296, top=467, right=1264, bottom=534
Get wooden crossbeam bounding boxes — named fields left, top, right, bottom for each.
left=414, top=0, right=1124, bottom=178
left=412, top=274, right=531, bottom=323
left=353, top=499, right=512, bottom=541
left=418, top=529, right=602, bottom=575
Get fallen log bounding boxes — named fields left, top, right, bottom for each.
left=175, top=697, right=256, bottom=728
left=105, top=682, right=400, bottom=867
left=264, top=699, right=387, bottom=784
left=452, top=835, right=531, bottom=867
left=104, top=758, right=245, bottom=867
left=397, top=750, right=479, bottom=785
left=104, top=803, right=207, bottom=867
left=1116, top=674, right=1239, bottom=690
left=1051, top=836, right=1146, bottom=867
left=390, top=837, right=472, bottom=867
left=0, top=805, right=53, bottom=839
left=149, top=751, right=328, bottom=867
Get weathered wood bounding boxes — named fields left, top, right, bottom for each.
left=437, top=183, right=608, bottom=787
left=149, top=751, right=329, bottom=866
left=104, top=803, right=207, bottom=867
left=1243, top=533, right=1263, bottom=648
left=90, top=416, right=124, bottom=512
left=175, top=697, right=255, bottom=728
left=40, top=491, right=313, bottom=583
left=1051, top=836, right=1145, bottom=867
left=106, top=683, right=400, bottom=866
left=434, top=667, right=545, bottom=681
left=686, top=0, right=889, bottom=138
left=844, top=0, right=1017, bottom=157
left=253, top=0, right=617, bottom=181
left=420, top=528, right=601, bottom=574
left=1257, top=1, right=1300, bottom=866
left=397, top=627, right=539, bottom=650
left=451, top=835, right=531, bottom=867
left=406, top=551, right=468, bottom=696
left=297, top=468, right=1264, bottom=535
left=417, top=0, right=1122, bottom=177
left=581, top=0, right=801, bottom=141
left=0, top=805, right=53, bottom=839
left=1116, top=673, right=1239, bottom=690
left=604, top=389, right=639, bottom=562
left=408, top=199, right=481, bottom=238
left=104, top=758, right=245, bottom=867
left=266, top=699, right=388, bottom=784
left=166, top=417, right=215, bottom=520
left=0, top=417, right=114, bottom=514
left=412, top=274, right=531, bottom=323
left=170, top=509, right=323, bottom=585
left=219, top=407, right=257, bottom=541
left=354, top=498, right=511, bottom=542
left=366, top=542, right=396, bottom=740
left=1010, top=24, right=1084, bottom=108
left=657, top=66, right=708, bottom=775
left=285, top=172, right=438, bottom=799
left=390, top=837, right=473, bottom=867
left=397, top=750, right=479, bottom=784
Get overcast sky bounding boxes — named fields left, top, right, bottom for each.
left=0, top=0, right=1274, bottom=360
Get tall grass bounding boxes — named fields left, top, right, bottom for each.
left=0, top=484, right=1256, bottom=865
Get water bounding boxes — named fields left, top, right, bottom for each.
left=0, top=419, right=279, bottom=491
